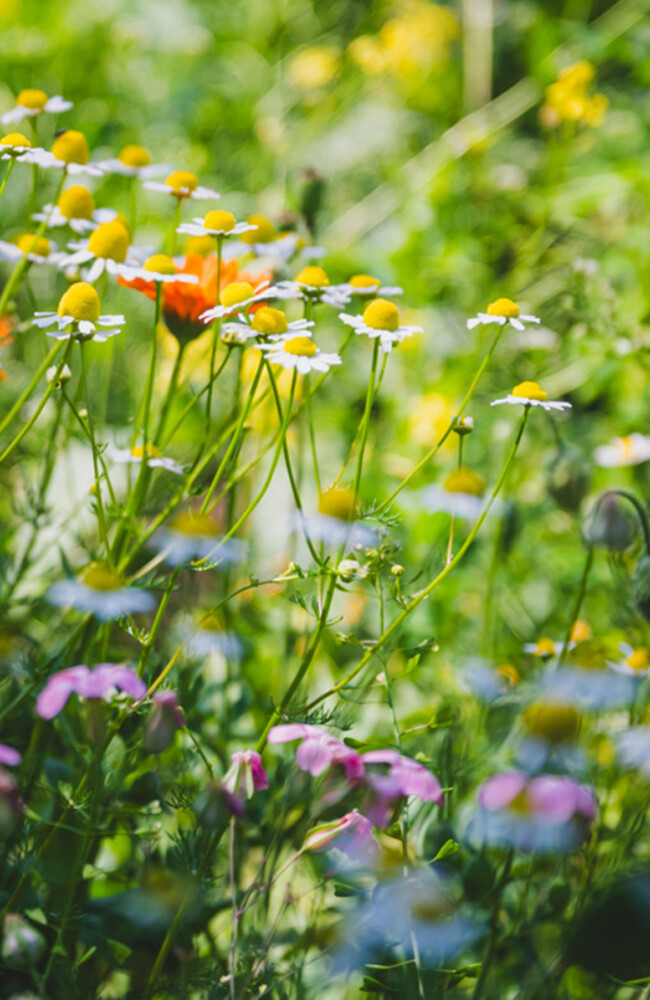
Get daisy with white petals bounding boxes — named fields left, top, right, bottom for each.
left=339, top=298, right=423, bottom=353
left=201, top=279, right=295, bottom=323
left=221, top=306, right=312, bottom=346
left=112, top=444, right=184, bottom=475
left=594, top=434, right=650, bottom=468
left=0, top=133, right=56, bottom=167
left=41, top=131, right=103, bottom=177
left=178, top=209, right=258, bottom=240
left=1, top=89, right=72, bottom=127
left=338, top=273, right=403, bottom=301
left=94, top=144, right=169, bottom=179
left=255, top=334, right=342, bottom=375
left=0, top=234, right=60, bottom=266
left=491, top=381, right=571, bottom=413
left=32, top=185, right=120, bottom=235
left=467, top=298, right=541, bottom=332
left=47, top=563, right=154, bottom=622
left=143, top=170, right=219, bottom=202
left=607, top=644, right=650, bottom=678
left=33, top=282, right=125, bottom=343
left=276, top=266, right=350, bottom=307
left=117, top=254, right=199, bottom=285
left=61, top=220, right=145, bottom=283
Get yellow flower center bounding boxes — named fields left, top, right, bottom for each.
left=200, top=614, right=223, bottom=632
left=363, top=298, right=399, bottom=332
left=627, top=648, right=649, bottom=672
left=144, top=254, right=176, bottom=275
left=51, top=130, right=90, bottom=166
left=220, top=282, right=255, bottom=308
left=81, top=562, right=122, bottom=591
left=349, top=273, right=381, bottom=293
left=57, top=282, right=101, bottom=322
left=535, top=638, right=557, bottom=658
left=165, top=170, right=198, bottom=196
left=118, top=144, right=150, bottom=168
left=294, top=266, right=329, bottom=288
left=87, top=220, right=130, bottom=262
left=496, top=664, right=519, bottom=686
left=486, top=297, right=520, bottom=318
left=14, top=233, right=50, bottom=257
left=251, top=307, right=288, bottom=336
left=511, top=381, right=547, bottom=402
left=523, top=701, right=580, bottom=744
left=318, top=487, right=357, bottom=522
left=443, top=467, right=485, bottom=496
left=57, top=185, right=94, bottom=221
left=171, top=511, right=219, bottom=536
left=132, top=443, right=162, bottom=459
left=241, top=214, right=275, bottom=244
left=283, top=336, right=317, bottom=357
left=570, top=619, right=591, bottom=643
left=204, top=209, right=235, bottom=233
left=17, top=88, right=47, bottom=110
left=1, top=132, right=31, bottom=148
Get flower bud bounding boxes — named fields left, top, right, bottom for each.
left=46, top=363, right=72, bottom=386
left=1, top=914, right=45, bottom=967
left=523, top=701, right=581, bottom=744
left=452, top=416, right=474, bottom=437
left=583, top=493, right=637, bottom=551
left=194, top=781, right=245, bottom=828
left=0, top=769, right=22, bottom=839
left=546, top=446, right=591, bottom=513
left=143, top=691, right=186, bottom=754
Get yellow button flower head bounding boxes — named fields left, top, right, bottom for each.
left=283, top=336, right=317, bottom=357
left=524, top=702, right=580, bottom=745
left=132, top=443, right=162, bottom=459
left=1, top=132, right=31, bottom=148
left=626, top=647, right=649, bottom=672
left=170, top=511, right=219, bottom=537
left=443, top=467, right=485, bottom=496
left=534, top=638, right=557, bottom=658
left=17, top=88, right=48, bottom=111
left=51, top=130, right=90, bottom=165
left=468, top=300, right=540, bottom=331
left=81, top=562, right=122, bottom=591
left=165, top=170, right=198, bottom=196
left=220, top=282, right=255, bottom=308
left=14, top=234, right=50, bottom=257
left=144, top=254, right=177, bottom=275
left=318, top=487, right=357, bottom=522
left=57, top=282, right=101, bottom=322
left=87, top=220, right=130, bottom=263
left=487, top=298, right=519, bottom=319
left=492, top=380, right=571, bottom=413
left=362, top=298, right=399, bottom=331
left=349, top=273, right=381, bottom=293
left=58, top=185, right=94, bottom=221
left=118, top=144, right=151, bottom=168
left=251, top=307, right=288, bottom=336
left=570, top=619, right=591, bottom=643
left=242, top=214, right=275, bottom=245
left=512, top=381, right=546, bottom=402
left=204, top=209, right=235, bottom=233
left=295, top=265, right=329, bottom=288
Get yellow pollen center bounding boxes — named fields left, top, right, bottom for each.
left=220, top=282, right=255, bottom=308
left=523, top=702, right=580, bottom=744
left=166, top=170, right=198, bottom=195
left=17, top=88, right=47, bottom=110
left=57, top=282, right=101, bottom=322
left=363, top=298, right=399, bottom=331
left=318, top=487, right=357, bottom=522
left=486, top=297, right=520, bottom=318
left=51, top=130, right=90, bottom=165
left=443, top=467, right=485, bottom=495
left=87, top=220, right=130, bottom=262
left=58, top=185, right=94, bottom=221
left=171, top=512, right=219, bottom=536
left=241, top=214, right=275, bottom=244
left=497, top=664, right=520, bottom=686
left=349, top=273, right=380, bottom=292
left=627, top=648, right=649, bottom=672
left=81, top=563, right=122, bottom=591
left=535, top=638, right=557, bottom=658
left=294, top=266, right=329, bottom=288
left=14, top=233, right=50, bottom=257
left=511, top=381, right=547, bottom=402
left=204, top=209, right=235, bottom=232
left=118, top=144, right=150, bottom=168
left=1, top=132, right=31, bottom=148
left=251, top=307, right=288, bottom=336
left=132, top=444, right=162, bottom=459
left=144, top=254, right=176, bottom=275
left=570, top=619, right=591, bottom=643
left=283, top=336, right=317, bottom=357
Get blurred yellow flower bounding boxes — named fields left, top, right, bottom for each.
left=349, top=1, right=458, bottom=81
left=541, top=61, right=608, bottom=129
left=407, top=392, right=455, bottom=449
left=289, top=46, right=340, bottom=90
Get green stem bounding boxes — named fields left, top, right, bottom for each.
left=154, top=343, right=184, bottom=445
left=0, top=158, right=15, bottom=203
left=138, top=568, right=180, bottom=676
left=0, top=340, right=72, bottom=465
left=168, top=197, right=183, bottom=256
left=0, top=340, right=63, bottom=440
left=205, top=236, right=223, bottom=439
left=305, top=372, right=321, bottom=494
left=557, top=544, right=594, bottom=667
left=80, top=341, right=113, bottom=563
left=353, top=337, right=380, bottom=503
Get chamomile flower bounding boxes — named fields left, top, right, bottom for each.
left=467, top=298, right=541, bottom=331
left=339, top=298, right=423, bottom=353
left=296, top=487, right=377, bottom=549
left=1, top=89, right=72, bottom=127
left=538, top=640, right=636, bottom=710
left=0, top=234, right=59, bottom=266
left=255, top=334, right=342, bottom=375
left=225, top=215, right=320, bottom=263
left=277, top=266, right=349, bottom=307
left=0, top=132, right=56, bottom=167
left=200, top=279, right=295, bottom=322
left=47, top=563, right=155, bottom=622
left=338, top=273, right=403, bottom=300
left=617, top=723, right=650, bottom=777
left=523, top=621, right=591, bottom=658
left=32, top=186, right=119, bottom=235
left=221, top=307, right=312, bottom=346
left=143, top=170, right=220, bottom=201
left=33, top=282, right=125, bottom=342
left=152, top=511, right=247, bottom=567
left=491, top=381, right=571, bottom=412
left=94, top=144, right=169, bottom=178
left=177, top=209, right=258, bottom=240
left=182, top=616, right=242, bottom=659
left=594, top=434, right=650, bottom=468
left=43, top=130, right=103, bottom=177
left=607, top=643, right=650, bottom=678
left=61, top=220, right=145, bottom=283
left=420, top=467, right=493, bottom=520
left=111, top=443, right=184, bottom=475
left=117, top=254, right=199, bottom=285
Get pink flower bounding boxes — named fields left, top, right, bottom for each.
left=303, top=809, right=376, bottom=862
left=362, top=750, right=444, bottom=804
left=143, top=691, right=186, bottom=753
left=225, top=750, right=269, bottom=799
left=0, top=745, right=20, bottom=768
left=268, top=724, right=364, bottom=781
left=36, top=663, right=147, bottom=719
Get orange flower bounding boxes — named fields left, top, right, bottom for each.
left=119, top=255, right=271, bottom=346
left=0, top=315, right=15, bottom=347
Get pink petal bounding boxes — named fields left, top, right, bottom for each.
left=478, top=771, right=528, bottom=811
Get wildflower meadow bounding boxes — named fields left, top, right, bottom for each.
left=2, top=0, right=650, bottom=997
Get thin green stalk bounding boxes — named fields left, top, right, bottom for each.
left=305, top=372, right=321, bottom=494
left=0, top=340, right=72, bottom=465
left=80, top=341, right=113, bottom=563
left=557, top=545, right=594, bottom=667
left=154, top=343, right=184, bottom=445
left=353, top=337, right=380, bottom=503
left=205, top=236, right=223, bottom=439
left=0, top=340, right=63, bottom=440
left=0, top=158, right=15, bottom=202
left=168, top=198, right=183, bottom=256
left=137, top=567, right=180, bottom=676
left=306, top=407, right=531, bottom=710
left=163, top=348, right=232, bottom=449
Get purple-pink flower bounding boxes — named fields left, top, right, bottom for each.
left=143, top=691, right=186, bottom=753
left=303, top=809, right=376, bottom=862
left=225, top=750, right=269, bottom=799
left=36, top=663, right=147, bottom=719
left=0, top=745, right=21, bottom=768
left=268, top=724, right=364, bottom=781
